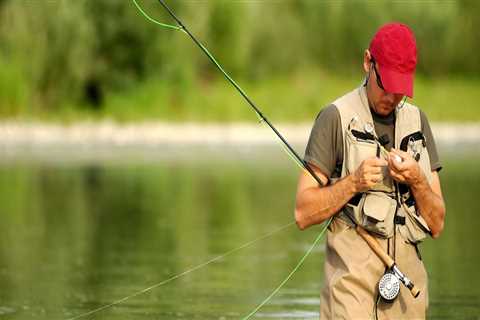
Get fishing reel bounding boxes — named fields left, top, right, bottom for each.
left=378, top=263, right=419, bottom=302
left=378, top=271, right=400, bottom=302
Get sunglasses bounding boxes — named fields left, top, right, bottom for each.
left=370, top=57, right=385, bottom=91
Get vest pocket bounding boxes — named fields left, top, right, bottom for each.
left=399, top=203, right=431, bottom=243
left=361, top=191, right=397, bottom=238
left=345, top=130, right=377, bottom=174
left=400, top=131, right=433, bottom=183
left=345, top=130, right=393, bottom=192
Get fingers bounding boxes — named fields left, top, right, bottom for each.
left=391, top=148, right=410, bottom=159
left=354, top=158, right=388, bottom=192
left=362, top=158, right=387, bottom=176
left=388, top=153, right=402, bottom=171
left=389, top=169, right=406, bottom=183
left=369, top=173, right=383, bottom=184
left=388, top=149, right=412, bottom=171
left=355, top=173, right=384, bottom=192
left=365, top=157, right=388, bottom=167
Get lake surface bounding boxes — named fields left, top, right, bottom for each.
left=0, top=144, right=479, bottom=319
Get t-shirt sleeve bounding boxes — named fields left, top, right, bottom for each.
left=304, top=104, right=343, bottom=178
left=420, top=109, right=442, bottom=172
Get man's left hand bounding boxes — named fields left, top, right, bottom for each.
left=388, top=148, right=424, bottom=186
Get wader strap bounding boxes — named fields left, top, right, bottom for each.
left=349, top=193, right=363, bottom=206
left=394, top=216, right=406, bottom=225
left=405, top=195, right=416, bottom=207
left=414, top=243, right=423, bottom=261
left=336, top=211, right=356, bottom=228
left=399, top=183, right=409, bottom=195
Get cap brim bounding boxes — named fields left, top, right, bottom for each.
left=377, top=64, right=414, bottom=98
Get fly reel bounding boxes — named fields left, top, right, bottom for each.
left=378, top=271, right=400, bottom=302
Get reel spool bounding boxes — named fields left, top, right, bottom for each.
left=378, top=272, right=400, bottom=302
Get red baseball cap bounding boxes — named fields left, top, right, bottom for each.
left=369, top=23, right=417, bottom=98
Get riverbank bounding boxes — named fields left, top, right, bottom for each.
left=1, top=121, right=479, bottom=147
left=3, top=71, right=480, bottom=124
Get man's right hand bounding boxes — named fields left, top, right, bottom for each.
left=352, top=157, right=388, bottom=192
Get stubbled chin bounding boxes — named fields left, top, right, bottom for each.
left=378, top=104, right=395, bottom=116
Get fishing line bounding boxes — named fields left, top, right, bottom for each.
left=131, top=0, right=181, bottom=30
left=69, top=1, right=332, bottom=319
left=67, top=210, right=333, bottom=320
left=241, top=217, right=332, bottom=320
left=66, top=222, right=296, bottom=320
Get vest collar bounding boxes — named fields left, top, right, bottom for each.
left=357, top=86, right=377, bottom=137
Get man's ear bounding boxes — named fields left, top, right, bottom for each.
left=363, top=49, right=372, bottom=73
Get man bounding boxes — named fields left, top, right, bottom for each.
left=295, top=23, right=446, bottom=319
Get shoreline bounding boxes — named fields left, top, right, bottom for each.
left=1, top=121, right=478, bottom=164
left=0, top=121, right=479, bottom=147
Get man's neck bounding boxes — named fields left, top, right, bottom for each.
left=370, top=106, right=395, bottom=125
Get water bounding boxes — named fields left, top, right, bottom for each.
left=0, top=145, right=479, bottom=319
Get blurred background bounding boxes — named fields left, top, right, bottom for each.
left=0, top=0, right=479, bottom=121
left=0, top=1, right=479, bottom=319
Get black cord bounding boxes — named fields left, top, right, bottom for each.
left=374, top=289, right=381, bottom=320
left=394, top=222, right=397, bottom=261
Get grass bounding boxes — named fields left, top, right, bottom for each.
left=414, top=75, right=480, bottom=122
left=3, top=69, right=480, bottom=123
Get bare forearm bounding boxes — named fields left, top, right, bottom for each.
left=410, top=175, right=445, bottom=238
left=295, top=174, right=357, bottom=229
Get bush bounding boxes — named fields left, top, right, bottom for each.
left=0, top=0, right=478, bottom=117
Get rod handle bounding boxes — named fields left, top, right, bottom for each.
left=355, top=226, right=395, bottom=268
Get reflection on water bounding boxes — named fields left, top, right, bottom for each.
left=0, top=146, right=479, bottom=319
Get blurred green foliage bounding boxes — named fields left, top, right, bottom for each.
left=0, top=0, right=478, bottom=120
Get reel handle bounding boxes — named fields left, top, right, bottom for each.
left=356, top=226, right=420, bottom=298
left=411, top=286, right=420, bottom=298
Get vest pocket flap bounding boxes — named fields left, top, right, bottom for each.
left=404, top=203, right=431, bottom=232
left=363, top=192, right=396, bottom=222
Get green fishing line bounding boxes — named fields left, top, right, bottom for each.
left=132, top=0, right=181, bottom=30
left=241, top=217, right=332, bottom=320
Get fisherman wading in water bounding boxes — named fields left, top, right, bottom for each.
left=295, top=23, right=446, bottom=319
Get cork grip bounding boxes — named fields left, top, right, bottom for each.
left=356, top=226, right=395, bottom=267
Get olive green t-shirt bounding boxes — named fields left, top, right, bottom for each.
left=304, top=103, right=441, bottom=179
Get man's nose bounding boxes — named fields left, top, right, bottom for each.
left=384, top=92, right=396, bottom=104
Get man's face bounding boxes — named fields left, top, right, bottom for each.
left=367, top=61, right=405, bottom=116
left=363, top=49, right=406, bottom=116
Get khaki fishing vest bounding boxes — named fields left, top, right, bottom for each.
left=334, top=86, right=433, bottom=243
